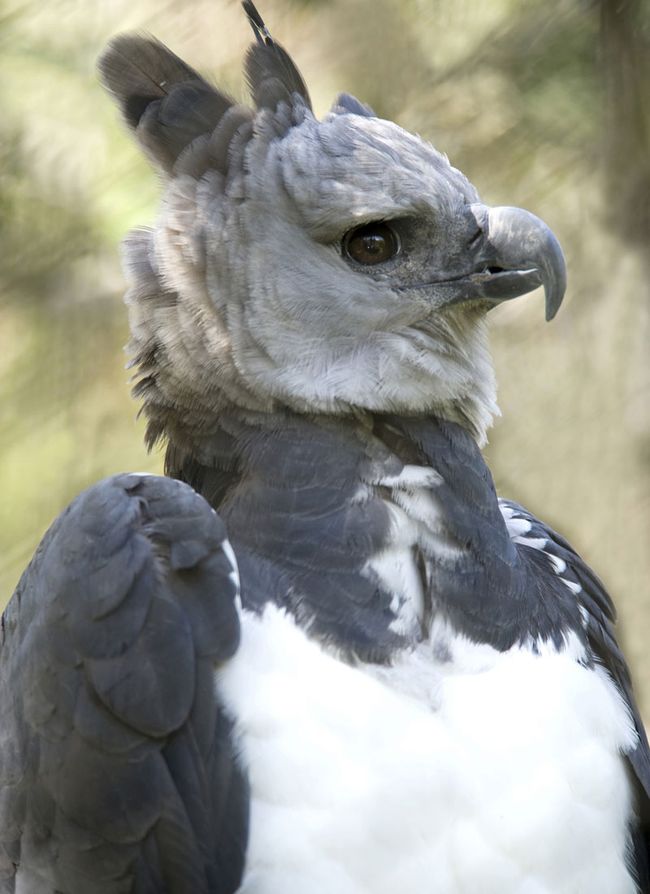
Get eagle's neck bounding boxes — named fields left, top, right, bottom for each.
left=165, top=410, right=549, bottom=661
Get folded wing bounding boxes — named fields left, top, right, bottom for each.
left=0, top=473, right=248, bottom=893
left=500, top=497, right=650, bottom=891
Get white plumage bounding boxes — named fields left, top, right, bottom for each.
left=220, top=604, right=637, bottom=894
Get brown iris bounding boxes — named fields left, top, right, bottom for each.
left=343, top=222, right=400, bottom=266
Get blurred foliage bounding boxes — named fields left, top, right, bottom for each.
left=1, top=0, right=648, bottom=709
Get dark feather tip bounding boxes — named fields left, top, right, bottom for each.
left=242, top=0, right=273, bottom=45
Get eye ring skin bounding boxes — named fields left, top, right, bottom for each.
left=342, top=222, right=401, bottom=266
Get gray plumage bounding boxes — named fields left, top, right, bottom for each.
left=1, top=2, right=647, bottom=892
left=100, top=35, right=233, bottom=173
left=0, top=475, right=245, bottom=892
left=242, top=0, right=312, bottom=111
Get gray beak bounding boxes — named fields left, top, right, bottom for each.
left=468, top=204, right=567, bottom=321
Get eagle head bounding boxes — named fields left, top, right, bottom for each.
left=99, top=1, right=565, bottom=448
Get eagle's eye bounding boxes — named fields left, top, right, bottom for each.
left=343, top=222, right=400, bottom=266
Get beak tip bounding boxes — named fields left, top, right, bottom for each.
left=545, top=298, right=559, bottom=322
left=543, top=270, right=567, bottom=322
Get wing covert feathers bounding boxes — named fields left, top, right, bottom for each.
left=0, top=474, right=247, bottom=893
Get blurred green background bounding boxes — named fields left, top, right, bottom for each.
left=1, top=0, right=648, bottom=709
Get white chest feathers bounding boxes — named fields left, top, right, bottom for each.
left=216, top=607, right=639, bottom=894
left=361, top=463, right=456, bottom=637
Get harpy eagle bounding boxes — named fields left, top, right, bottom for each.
left=1, top=3, right=648, bottom=892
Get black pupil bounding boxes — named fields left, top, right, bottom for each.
left=345, top=223, right=397, bottom=265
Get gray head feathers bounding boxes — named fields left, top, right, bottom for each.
left=243, top=0, right=312, bottom=111
left=100, top=3, right=564, bottom=452
left=99, top=2, right=312, bottom=175
left=99, top=35, right=234, bottom=173
left=332, top=93, right=376, bottom=118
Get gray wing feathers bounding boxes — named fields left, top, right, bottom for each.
left=0, top=474, right=247, bottom=893
left=499, top=499, right=650, bottom=792
left=500, top=499, right=650, bottom=890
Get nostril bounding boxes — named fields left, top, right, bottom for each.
left=487, top=265, right=505, bottom=274
left=467, top=227, right=483, bottom=250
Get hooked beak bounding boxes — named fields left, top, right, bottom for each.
left=467, top=204, right=567, bottom=321
left=430, top=205, right=567, bottom=321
